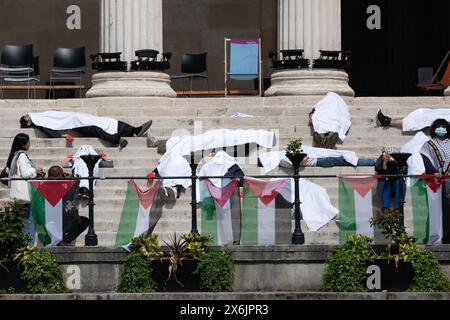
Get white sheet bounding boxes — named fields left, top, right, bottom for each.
left=157, top=129, right=275, bottom=188
left=311, top=92, right=351, bottom=141
left=402, top=108, right=450, bottom=132
left=72, top=145, right=100, bottom=190
left=298, top=178, right=339, bottom=231
left=29, top=111, right=118, bottom=135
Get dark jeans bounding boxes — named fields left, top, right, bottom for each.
left=382, top=180, right=406, bottom=210
left=316, top=156, right=375, bottom=167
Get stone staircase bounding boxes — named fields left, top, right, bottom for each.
left=0, top=96, right=449, bottom=246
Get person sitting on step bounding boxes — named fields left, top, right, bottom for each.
left=20, top=110, right=153, bottom=149
left=47, top=165, right=89, bottom=246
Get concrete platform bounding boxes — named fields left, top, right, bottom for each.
left=36, top=245, right=450, bottom=293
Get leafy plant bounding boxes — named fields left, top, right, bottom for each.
left=0, top=201, right=31, bottom=261
left=163, top=233, right=188, bottom=287
left=286, top=138, right=303, bottom=156
left=322, top=234, right=371, bottom=292
left=14, top=246, right=68, bottom=294
left=131, top=234, right=163, bottom=260
left=118, top=251, right=157, bottom=293
left=0, top=287, right=15, bottom=294
left=194, top=250, right=234, bottom=292
left=400, top=242, right=450, bottom=292
left=182, top=233, right=211, bottom=260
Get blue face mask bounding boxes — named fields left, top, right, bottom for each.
left=435, top=127, right=447, bottom=137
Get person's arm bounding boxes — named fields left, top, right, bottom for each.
left=374, top=155, right=386, bottom=174
left=17, top=153, right=37, bottom=178
left=35, top=125, right=63, bottom=138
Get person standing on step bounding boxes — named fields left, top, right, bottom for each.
left=420, top=119, right=450, bottom=244
left=6, top=133, right=45, bottom=246
left=19, top=111, right=153, bottom=149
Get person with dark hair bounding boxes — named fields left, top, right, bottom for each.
left=420, top=118, right=450, bottom=244
left=47, top=165, right=89, bottom=246
left=20, top=111, right=153, bottom=149
left=7, top=133, right=45, bottom=245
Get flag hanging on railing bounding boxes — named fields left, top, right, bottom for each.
left=338, top=176, right=384, bottom=244
left=410, top=177, right=444, bottom=244
left=240, top=177, right=292, bottom=245
left=200, top=178, right=241, bottom=245
left=29, top=180, right=80, bottom=246
left=115, top=179, right=161, bottom=247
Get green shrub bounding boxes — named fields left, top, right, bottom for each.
left=401, top=243, right=450, bottom=292
left=15, top=246, right=68, bottom=294
left=131, top=234, right=162, bottom=260
left=322, top=234, right=371, bottom=292
left=118, top=251, right=157, bottom=293
left=195, top=250, right=234, bottom=292
left=0, top=201, right=30, bottom=261
left=182, top=233, right=211, bottom=260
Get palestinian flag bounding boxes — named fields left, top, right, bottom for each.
left=409, top=177, right=443, bottom=244
left=200, top=179, right=241, bottom=245
left=241, top=177, right=292, bottom=245
left=338, top=176, right=384, bottom=244
left=29, top=181, right=80, bottom=247
left=115, top=180, right=161, bottom=247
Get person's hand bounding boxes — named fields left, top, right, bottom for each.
left=300, top=156, right=309, bottom=165
left=36, top=167, right=45, bottom=177
left=382, top=152, right=391, bottom=163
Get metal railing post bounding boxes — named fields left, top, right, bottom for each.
left=80, top=154, right=101, bottom=246
left=189, top=152, right=199, bottom=234
left=286, top=153, right=307, bottom=244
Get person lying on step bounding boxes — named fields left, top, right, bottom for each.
left=20, top=110, right=153, bottom=149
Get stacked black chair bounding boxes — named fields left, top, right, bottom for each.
left=313, top=50, right=351, bottom=70
left=171, top=52, right=209, bottom=95
left=49, top=47, right=86, bottom=98
left=91, top=52, right=127, bottom=71
left=0, top=44, right=38, bottom=99
left=130, top=49, right=172, bottom=71
left=269, top=49, right=310, bottom=70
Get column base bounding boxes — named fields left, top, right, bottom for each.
left=86, top=71, right=176, bottom=98
left=265, top=69, right=355, bottom=97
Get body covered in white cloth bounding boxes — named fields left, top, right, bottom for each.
left=29, top=111, right=118, bottom=135
left=311, top=92, right=351, bottom=141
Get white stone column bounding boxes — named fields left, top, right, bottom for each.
left=101, top=0, right=163, bottom=63
left=278, top=0, right=341, bottom=59
left=445, top=87, right=450, bottom=96
left=267, top=0, right=354, bottom=96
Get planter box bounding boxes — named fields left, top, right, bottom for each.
left=0, top=262, right=26, bottom=292
left=150, top=260, right=203, bottom=292
left=366, top=259, right=414, bottom=292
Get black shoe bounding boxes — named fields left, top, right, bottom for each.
left=377, top=109, right=391, bottom=127
left=119, top=138, right=128, bottom=149
left=136, top=120, right=153, bottom=137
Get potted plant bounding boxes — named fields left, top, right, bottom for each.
left=151, top=233, right=203, bottom=292
left=285, top=138, right=307, bottom=168
left=0, top=201, right=30, bottom=292
left=368, top=208, right=415, bottom=291
left=323, top=209, right=450, bottom=292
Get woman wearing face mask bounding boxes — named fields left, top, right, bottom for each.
left=6, top=133, right=45, bottom=245
left=420, top=118, right=450, bottom=244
